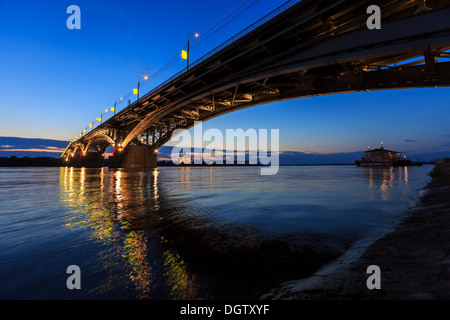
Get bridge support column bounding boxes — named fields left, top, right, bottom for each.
left=67, top=155, right=81, bottom=168
left=67, top=152, right=104, bottom=168
left=109, top=145, right=157, bottom=169
left=83, top=152, right=105, bottom=168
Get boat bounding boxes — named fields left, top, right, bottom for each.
left=355, top=142, right=422, bottom=167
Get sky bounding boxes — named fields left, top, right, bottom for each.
left=0, top=0, right=449, bottom=159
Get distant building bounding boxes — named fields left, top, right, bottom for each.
left=356, top=142, right=421, bottom=167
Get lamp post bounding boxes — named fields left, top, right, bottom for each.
left=96, top=107, right=111, bottom=126
left=136, top=76, right=149, bottom=102
left=112, top=97, right=123, bottom=115
left=185, top=33, right=199, bottom=70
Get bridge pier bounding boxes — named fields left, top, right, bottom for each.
left=67, top=152, right=105, bottom=168
left=109, top=145, right=157, bottom=169
left=83, top=152, right=105, bottom=168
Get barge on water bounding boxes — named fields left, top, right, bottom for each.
left=355, top=143, right=422, bottom=167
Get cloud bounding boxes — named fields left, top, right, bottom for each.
left=0, top=137, right=69, bottom=157
left=404, top=139, right=417, bottom=143
left=0, top=148, right=65, bottom=153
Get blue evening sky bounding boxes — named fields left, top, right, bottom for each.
left=0, top=0, right=449, bottom=156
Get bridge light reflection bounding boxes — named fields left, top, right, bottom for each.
left=153, top=169, right=160, bottom=209
left=59, top=168, right=202, bottom=299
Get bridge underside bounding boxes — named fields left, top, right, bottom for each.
left=63, top=0, right=450, bottom=168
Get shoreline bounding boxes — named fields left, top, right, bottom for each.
left=263, top=161, right=450, bottom=300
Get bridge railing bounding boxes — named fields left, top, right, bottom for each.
left=138, top=0, right=303, bottom=103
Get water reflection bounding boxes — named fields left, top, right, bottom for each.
left=59, top=167, right=200, bottom=300
left=55, top=165, right=430, bottom=300
left=180, top=167, right=191, bottom=189
left=366, top=166, right=410, bottom=201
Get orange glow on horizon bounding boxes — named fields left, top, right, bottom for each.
left=0, top=148, right=66, bottom=153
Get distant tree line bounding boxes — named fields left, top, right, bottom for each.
left=0, top=156, right=64, bottom=167
left=157, top=160, right=261, bottom=166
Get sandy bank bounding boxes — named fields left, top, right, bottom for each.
left=263, top=161, right=450, bottom=300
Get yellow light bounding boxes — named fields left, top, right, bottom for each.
left=89, top=124, right=93, bottom=128
left=133, top=88, right=138, bottom=95
left=97, top=118, right=102, bottom=122
left=83, top=129, right=86, bottom=133
left=195, top=33, right=199, bottom=37
left=181, top=50, right=188, bottom=60
left=111, top=107, right=115, bottom=113
left=144, top=76, right=149, bottom=80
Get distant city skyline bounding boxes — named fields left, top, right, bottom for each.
left=0, top=0, right=449, bottom=157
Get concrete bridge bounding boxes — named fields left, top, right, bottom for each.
left=62, top=0, right=450, bottom=168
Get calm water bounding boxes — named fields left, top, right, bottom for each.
left=0, top=165, right=432, bottom=299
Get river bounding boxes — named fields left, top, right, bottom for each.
left=0, top=165, right=432, bottom=299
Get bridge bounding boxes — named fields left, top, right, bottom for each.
left=62, top=0, right=450, bottom=168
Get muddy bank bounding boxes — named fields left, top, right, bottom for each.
left=263, top=161, right=450, bottom=300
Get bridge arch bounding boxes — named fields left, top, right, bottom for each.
left=84, top=134, right=116, bottom=154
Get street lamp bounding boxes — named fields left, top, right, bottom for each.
left=96, top=107, right=110, bottom=126
left=182, top=33, right=199, bottom=70
left=135, top=76, right=149, bottom=102
left=112, top=97, right=123, bottom=115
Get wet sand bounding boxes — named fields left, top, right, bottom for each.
left=263, top=161, right=450, bottom=300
